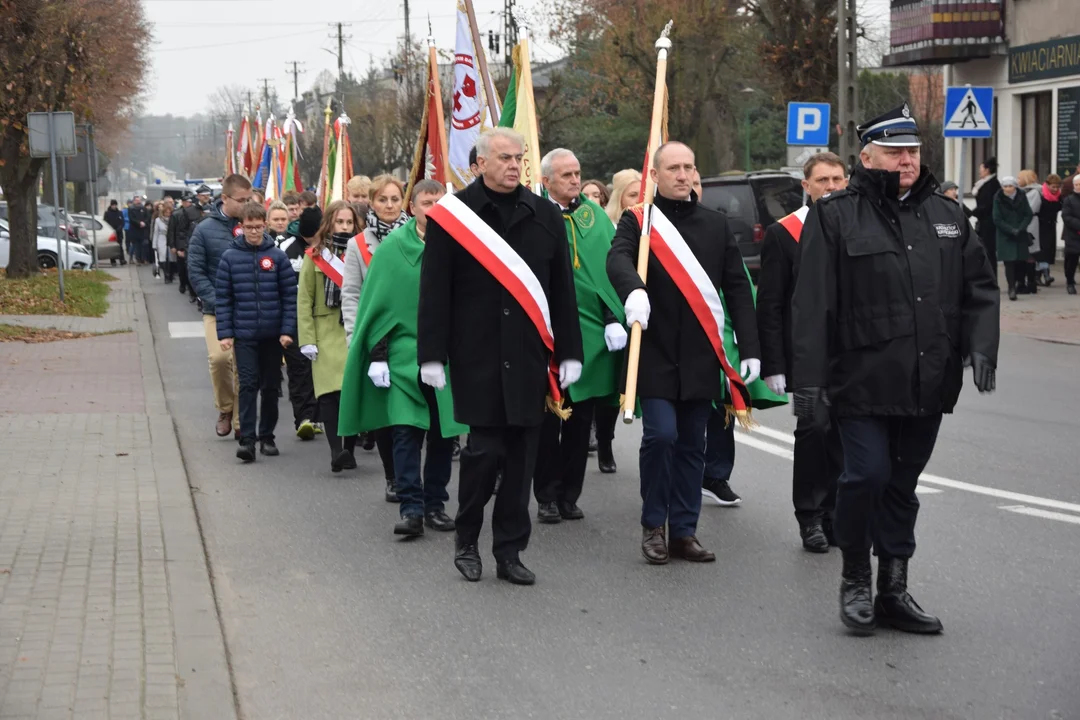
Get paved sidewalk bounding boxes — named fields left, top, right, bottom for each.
left=0, top=268, right=137, bottom=334
left=997, top=266, right=1080, bottom=345
left=0, top=266, right=236, bottom=720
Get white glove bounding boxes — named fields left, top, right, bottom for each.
left=367, top=361, right=391, bottom=388
left=764, top=373, right=786, bottom=396
left=559, top=359, right=582, bottom=389
left=420, top=361, right=446, bottom=390
left=624, top=289, right=650, bottom=330
left=604, top=323, right=628, bottom=352
left=300, top=344, right=318, bottom=362
left=740, top=358, right=761, bottom=385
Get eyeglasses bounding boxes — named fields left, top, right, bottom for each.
left=226, top=194, right=253, bottom=204
left=243, top=224, right=266, bottom=232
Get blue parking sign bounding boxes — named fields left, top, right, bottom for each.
left=787, top=103, right=831, bottom=146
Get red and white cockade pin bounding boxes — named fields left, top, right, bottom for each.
left=259, top=256, right=275, bottom=271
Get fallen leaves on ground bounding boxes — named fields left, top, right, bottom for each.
left=0, top=269, right=115, bottom=317
left=0, top=323, right=130, bottom=343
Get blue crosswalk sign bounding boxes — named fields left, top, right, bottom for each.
left=944, top=87, right=993, bottom=138
left=786, top=103, right=831, bottom=146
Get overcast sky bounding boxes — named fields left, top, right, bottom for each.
left=141, top=0, right=892, bottom=118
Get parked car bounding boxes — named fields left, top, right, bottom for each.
left=0, top=218, right=93, bottom=270
left=70, top=212, right=122, bottom=262
left=0, top=202, right=86, bottom=243
left=698, top=171, right=806, bottom=275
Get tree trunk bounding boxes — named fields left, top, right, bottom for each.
left=1, top=170, right=41, bottom=280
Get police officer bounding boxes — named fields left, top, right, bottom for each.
left=757, top=152, right=847, bottom=554
left=790, top=105, right=999, bottom=635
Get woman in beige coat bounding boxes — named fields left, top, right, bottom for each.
left=298, top=200, right=362, bottom=472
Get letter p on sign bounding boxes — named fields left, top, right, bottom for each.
left=786, top=102, right=831, bottom=146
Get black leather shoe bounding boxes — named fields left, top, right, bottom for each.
left=875, top=558, right=943, bottom=634
left=496, top=559, right=536, bottom=585
left=839, top=551, right=877, bottom=635
left=537, top=501, right=561, bottom=524
left=394, top=515, right=424, bottom=537
left=558, top=501, right=584, bottom=520
left=454, top=543, right=482, bottom=582
left=1069, top=284, right=1077, bottom=295
left=330, top=449, right=352, bottom=473
left=236, top=442, right=256, bottom=464
left=424, top=510, right=456, bottom=532
left=341, top=451, right=357, bottom=470
left=597, top=443, right=616, bottom=474
left=822, top=519, right=838, bottom=547
left=385, top=477, right=400, bottom=503
left=259, top=440, right=279, bottom=457
left=800, top=522, right=829, bottom=553
left=361, top=432, right=376, bottom=451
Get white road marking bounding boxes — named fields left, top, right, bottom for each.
left=916, top=487, right=943, bottom=494
left=737, top=423, right=1080, bottom=521
left=168, top=321, right=205, bottom=339
left=999, top=505, right=1080, bottom=526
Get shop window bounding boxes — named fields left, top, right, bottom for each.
left=1021, top=91, right=1053, bottom=179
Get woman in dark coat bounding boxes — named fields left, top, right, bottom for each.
left=993, top=175, right=1033, bottom=301
left=973, top=157, right=1002, bottom=275
left=1037, top=173, right=1063, bottom=286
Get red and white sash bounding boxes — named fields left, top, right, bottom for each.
left=306, top=247, right=345, bottom=287
left=354, top=233, right=373, bottom=265
left=777, top=205, right=810, bottom=243
left=630, top=205, right=751, bottom=413
left=426, top=193, right=564, bottom=406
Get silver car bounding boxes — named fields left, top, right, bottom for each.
left=70, top=212, right=123, bottom=262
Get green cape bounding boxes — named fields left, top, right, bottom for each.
left=338, top=219, right=468, bottom=438
left=564, top=197, right=625, bottom=404
left=719, top=264, right=788, bottom=411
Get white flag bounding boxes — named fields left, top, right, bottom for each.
left=448, top=0, right=499, bottom=189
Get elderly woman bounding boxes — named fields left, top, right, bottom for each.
left=1017, top=170, right=1042, bottom=294
left=993, top=175, right=1034, bottom=301
left=605, top=169, right=642, bottom=225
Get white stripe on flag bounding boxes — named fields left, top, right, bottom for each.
left=439, top=194, right=552, bottom=337
left=650, top=207, right=727, bottom=347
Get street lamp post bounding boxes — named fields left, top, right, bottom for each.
left=741, top=87, right=757, bottom=172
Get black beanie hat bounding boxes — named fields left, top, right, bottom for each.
left=298, top=206, right=323, bottom=238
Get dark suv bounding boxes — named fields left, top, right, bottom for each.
left=698, top=171, right=805, bottom=276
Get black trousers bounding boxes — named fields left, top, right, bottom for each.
left=834, top=414, right=942, bottom=559
left=792, top=416, right=842, bottom=525
left=317, top=391, right=356, bottom=460
left=373, top=427, right=395, bottom=481
left=456, top=425, right=542, bottom=563
left=533, top=398, right=594, bottom=505
left=282, top=343, right=318, bottom=429
left=594, top=403, right=618, bottom=446
left=233, top=338, right=283, bottom=443
left=1065, top=253, right=1079, bottom=287
left=978, top=232, right=997, bottom=278
left=177, top=255, right=195, bottom=296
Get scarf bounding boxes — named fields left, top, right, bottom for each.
left=1042, top=183, right=1061, bottom=203
left=323, top=233, right=351, bottom=310
left=365, top=208, right=409, bottom=243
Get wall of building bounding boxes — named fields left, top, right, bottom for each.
left=1007, top=0, right=1079, bottom=47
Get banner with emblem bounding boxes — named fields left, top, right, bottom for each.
left=448, top=0, right=501, bottom=189
left=404, top=38, right=451, bottom=207
left=497, top=29, right=542, bottom=194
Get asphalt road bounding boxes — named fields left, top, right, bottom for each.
left=142, top=269, right=1080, bottom=720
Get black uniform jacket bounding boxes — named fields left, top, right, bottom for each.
left=417, top=179, right=583, bottom=429
left=790, top=165, right=1000, bottom=417
left=606, top=191, right=760, bottom=403
left=756, top=215, right=803, bottom=380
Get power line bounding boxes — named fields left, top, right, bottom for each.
left=286, top=61, right=307, bottom=101
left=157, top=27, right=325, bottom=53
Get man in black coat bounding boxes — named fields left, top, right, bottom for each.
left=126, top=197, right=149, bottom=264
left=103, top=200, right=127, bottom=266
left=1061, top=175, right=1080, bottom=293
left=418, top=127, right=584, bottom=586
left=606, top=141, right=760, bottom=566
left=756, top=151, right=847, bottom=554
left=973, top=156, right=1001, bottom=276
left=171, top=194, right=203, bottom=300
left=791, top=104, right=1000, bottom=636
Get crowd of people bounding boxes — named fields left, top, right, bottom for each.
left=160, top=101, right=1018, bottom=636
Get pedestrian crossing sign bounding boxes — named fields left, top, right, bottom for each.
left=944, top=86, right=993, bottom=138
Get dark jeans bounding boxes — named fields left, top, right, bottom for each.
left=704, top=405, right=735, bottom=481
left=533, top=397, right=594, bottom=505
left=392, top=384, right=452, bottom=518
left=129, top=239, right=146, bottom=263
left=835, top=414, right=942, bottom=559
left=282, top=342, right=318, bottom=429
left=318, top=391, right=356, bottom=460
left=639, top=397, right=712, bottom=540
left=233, top=338, right=283, bottom=443
left=792, top=416, right=842, bottom=525
left=1065, top=253, right=1079, bottom=287
left=456, top=425, right=541, bottom=563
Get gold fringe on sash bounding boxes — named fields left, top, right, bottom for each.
left=546, top=394, right=573, bottom=421
left=724, top=405, right=756, bottom=430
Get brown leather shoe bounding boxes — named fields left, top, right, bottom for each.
left=216, top=412, right=232, bottom=437
left=669, top=535, right=716, bottom=563
left=641, top=526, right=669, bottom=565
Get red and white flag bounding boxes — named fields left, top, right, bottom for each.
left=447, top=0, right=501, bottom=189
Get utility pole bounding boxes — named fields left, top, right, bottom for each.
left=329, top=22, right=352, bottom=86
left=403, top=0, right=412, bottom=98
left=286, top=61, right=306, bottom=101
left=246, top=90, right=254, bottom=114
left=504, top=0, right=517, bottom=65
left=837, top=0, right=860, bottom=170
left=258, top=78, right=274, bottom=114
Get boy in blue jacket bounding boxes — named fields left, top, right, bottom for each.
left=215, top=203, right=298, bottom=462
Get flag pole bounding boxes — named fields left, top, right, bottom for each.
left=622, top=20, right=673, bottom=424
left=429, top=40, right=451, bottom=181
left=516, top=22, right=542, bottom=195
left=464, top=0, right=500, bottom=125
left=317, top=97, right=333, bottom=206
